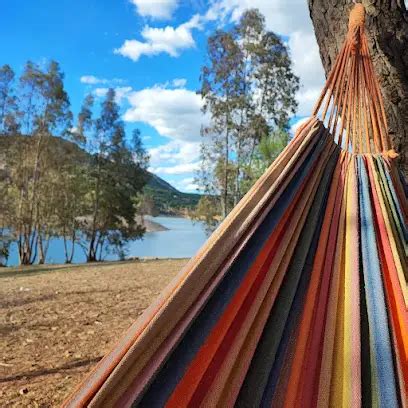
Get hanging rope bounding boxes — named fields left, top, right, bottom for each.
left=312, top=3, right=396, bottom=156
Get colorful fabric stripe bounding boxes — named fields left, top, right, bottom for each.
left=63, top=120, right=407, bottom=408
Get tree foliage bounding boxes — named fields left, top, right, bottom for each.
left=83, top=89, right=149, bottom=262
left=197, top=9, right=299, bottom=230
left=0, top=63, right=149, bottom=266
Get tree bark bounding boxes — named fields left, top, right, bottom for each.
left=308, top=0, right=408, bottom=175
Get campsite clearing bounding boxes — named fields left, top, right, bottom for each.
left=0, top=259, right=187, bottom=407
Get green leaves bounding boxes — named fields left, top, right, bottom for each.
left=0, top=65, right=149, bottom=265
left=0, top=64, right=19, bottom=134
left=19, top=60, right=72, bottom=137
left=81, top=88, right=149, bottom=261
left=197, top=8, right=299, bottom=228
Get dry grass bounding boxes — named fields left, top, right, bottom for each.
left=0, top=259, right=187, bottom=407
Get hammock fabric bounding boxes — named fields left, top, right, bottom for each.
left=64, top=5, right=407, bottom=407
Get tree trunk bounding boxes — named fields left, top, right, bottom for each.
left=88, top=236, right=97, bottom=262
left=69, top=229, right=76, bottom=264
left=308, top=0, right=408, bottom=176
left=223, top=125, right=230, bottom=219
left=38, top=234, right=46, bottom=265
left=63, top=231, right=69, bottom=264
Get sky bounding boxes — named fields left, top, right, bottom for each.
left=0, top=0, right=327, bottom=193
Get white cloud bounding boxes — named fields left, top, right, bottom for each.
left=148, top=140, right=201, bottom=178
left=172, top=78, right=187, bottom=87
left=131, top=0, right=179, bottom=20
left=206, top=0, right=311, bottom=34
left=118, top=0, right=326, bottom=119
left=92, top=81, right=206, bottom=177
left=124, top=85, right=207, bottom=142
left=114, top=15, right=202, bottom=61
left=296, top=87, right=322, bottom=118
left=150, top=162, right=200, bottom=175
left=81, top=75, right=108, bottom=85
left=149, top=140, right=200, bottom=167
left=94, top=88, right=109, bottom=98
left=148, top=140, right=201, bottom=167
left=114, top=86, right=133, bottom=102
left=174, top=177, right=200, bottom=192
left=288, top=31, right=325, bottom=115
left=288, top=31, right=324, bottom=90
left=94, top=86, right=133, bottom=103
left=150, top=78, right=188, bottom=89
left=80, top=75, right=124, bottom=85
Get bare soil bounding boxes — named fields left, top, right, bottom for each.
left=0, top=259, right=187, bottom=407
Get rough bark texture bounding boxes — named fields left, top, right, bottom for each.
left=308, top=0, right=408, bottom=176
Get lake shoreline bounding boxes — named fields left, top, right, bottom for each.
left=5, top=216, right=207, bottom=267
left=141, top=214, right=193, bottom=232
left=0, top=257, right=190, bottom=275
left=138, top=216, right=169, bottom=232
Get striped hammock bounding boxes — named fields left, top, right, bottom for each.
left=64, top=5, right=407, bottom=407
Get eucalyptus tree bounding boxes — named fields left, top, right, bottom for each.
left=0, top=64, right=19, bottom=265
left=51, top=94, right=95, bottom=263
left=198, top=9, right=299, bottom=223
left=200, top=29, right=245, bottom=218
left=83, top=89, right=148, bottom=262
left=12, top=60, right=72, bottom=264
left=0, top=64, right=19, bottom=134
left=0, top=62, right=149, bottom=266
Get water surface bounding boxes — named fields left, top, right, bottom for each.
left=7, top=216, right=208, bottom=266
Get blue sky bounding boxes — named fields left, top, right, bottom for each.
left=1, top=0, right=326, bottom=192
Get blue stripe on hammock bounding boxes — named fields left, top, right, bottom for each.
left=357, top=155, right=398, bottom=408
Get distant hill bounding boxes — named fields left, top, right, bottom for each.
left=144, top=173, right=201, bottom=216
left=0, top=134, right=200, bottom=216
left=147, top=172, right=179, bottom=193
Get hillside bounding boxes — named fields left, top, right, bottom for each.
left=144, top=173, right=201, bottom=216
left=0, top=134, right=200, bottom=216
left=147, top=172, right=179, bottom=193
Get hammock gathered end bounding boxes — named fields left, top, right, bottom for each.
left=63, top=4, right=407, bottom=408
left=313, top=3, right=394, bottom=155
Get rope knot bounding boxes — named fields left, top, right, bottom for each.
left=348, top=4, right=365, bottom=54
left=348, top=3, right=365, bottom=31
left=313, top=1, right=392, bottom=153
left=385, top=149, right=399, bottom=160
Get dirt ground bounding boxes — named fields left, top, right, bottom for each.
left=0, top=259, right=187, bottom=407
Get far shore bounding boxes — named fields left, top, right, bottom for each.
left=139, top=214, right=193, bottom=232
left=2, top=215, right=204, bottom=268
left=138, top=216, right=169, bottom=232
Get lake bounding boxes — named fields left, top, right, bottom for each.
left=6, top=216, right=208, bottom=266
